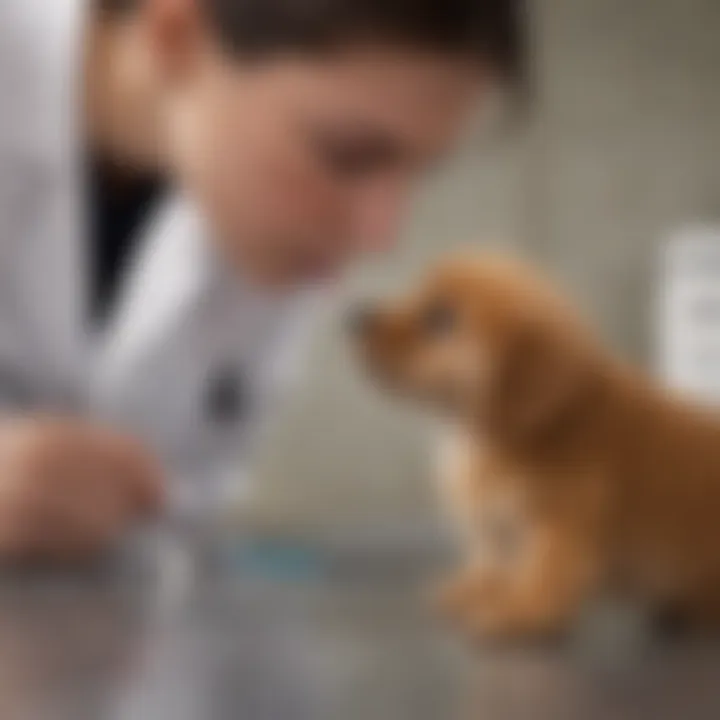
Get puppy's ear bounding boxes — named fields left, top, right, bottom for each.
left=488, top=322, right=594, bottom=441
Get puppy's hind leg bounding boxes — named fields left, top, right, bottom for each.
left=679, top=583, right=720, bottom=634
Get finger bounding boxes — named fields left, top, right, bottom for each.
left=73, top=427, right=165, bottom=518
left=103, top=436, right=165, bottom=516
left=33, top=479, right=128, bottom=561
left=0, top=475, right=64, bottom=562
left=0, top=504, right=50, bottom=562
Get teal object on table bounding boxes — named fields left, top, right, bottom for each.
left=225, top=539, right=328, bottom=582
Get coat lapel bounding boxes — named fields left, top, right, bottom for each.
left=91, top=196, right=214, bottom=402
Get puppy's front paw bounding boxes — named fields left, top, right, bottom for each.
left=432, top=571, right=504, bottom=633
left=464, top=603, right=538, bottom=643
left=433, top=574, right=480, bottom=619
left=434, top=573, right=569, bottom=644
left=465, top=596, right=573, bottom=645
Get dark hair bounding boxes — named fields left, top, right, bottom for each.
left=99, top=0, right=526, bottom=89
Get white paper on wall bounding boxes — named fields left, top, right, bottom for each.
left=659, top=225, right=720, bottom=403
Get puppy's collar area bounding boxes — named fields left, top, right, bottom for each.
left=481, top=367, right=610, bottom=453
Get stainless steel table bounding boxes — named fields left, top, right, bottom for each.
left=0, top=532, right=717, bottom=720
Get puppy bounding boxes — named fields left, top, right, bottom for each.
left=351, top=252, right=720, bottom=642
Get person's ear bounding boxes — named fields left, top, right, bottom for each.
left=146, top=0, right=203, bottom=83
left=488, top=322, right=593, bottom=441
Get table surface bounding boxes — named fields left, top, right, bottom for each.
left=0, top=533, right=718, bottom=720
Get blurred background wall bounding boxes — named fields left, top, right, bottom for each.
left=244, top=0, right=720, bottom=541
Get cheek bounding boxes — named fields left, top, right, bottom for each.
left=169, top=82, right=350, bottom=247
left=205, top=120, right=354, bottom=240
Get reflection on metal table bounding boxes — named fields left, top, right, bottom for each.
left=0, top=530, right=717, bottom=720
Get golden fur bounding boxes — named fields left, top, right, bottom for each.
left=354, top=252, right=720, bottom=641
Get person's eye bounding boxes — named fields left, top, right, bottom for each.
left=318, top=141, right=391, bottom=178
left=310, top=132, right=404, bottom=179
left=420, top=301, right=456, bottom=336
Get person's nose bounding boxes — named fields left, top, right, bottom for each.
left=351, top=182, right=408, bottom=253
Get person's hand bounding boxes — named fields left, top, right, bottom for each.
left=0, top=418, right=164, bottom=563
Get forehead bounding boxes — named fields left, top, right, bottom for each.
left=411, top=257, right=582, bottom=339
left=408, top=257, right=548, bottom=322
left=415, top=259, right=497, bottom=299
left=242, top=47, right=484, bottom=136
left=421, top=255, right=547, bottom=293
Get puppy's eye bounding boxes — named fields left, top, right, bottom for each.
left=420, top=302, right=456, bottom=336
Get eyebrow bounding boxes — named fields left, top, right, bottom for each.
left=307, top=122, right=415, bottom=165
left=347, top=136, right=408, bottom=165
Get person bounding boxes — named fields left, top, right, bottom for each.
left=0, top=0, right=525, bottom=562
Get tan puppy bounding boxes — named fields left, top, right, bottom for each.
left=351, top=253, right=720, bottom=641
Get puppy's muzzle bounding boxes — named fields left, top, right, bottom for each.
left=346, top=303, right=381, bottom=337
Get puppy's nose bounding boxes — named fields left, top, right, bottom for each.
left=346, top=304, right=380, bottom=335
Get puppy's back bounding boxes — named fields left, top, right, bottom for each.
left=602, top=374, right=720, bottom=598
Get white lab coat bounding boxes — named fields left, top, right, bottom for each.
left=0, top=0, right=328, bottom=517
